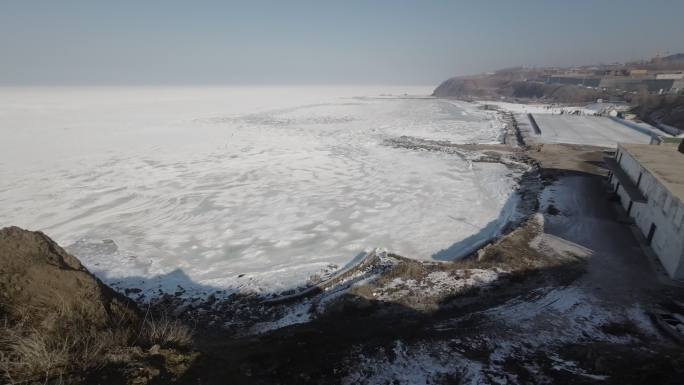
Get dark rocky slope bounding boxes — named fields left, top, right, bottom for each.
left=433, top=72, right=609, bottom=103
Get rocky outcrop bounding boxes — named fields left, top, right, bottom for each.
left=629, top=94, right=684, bottom=132
left=432, top=75, right=505, bottom=99
left=0, top=226, right=139, bottom=328
left=433, top=74, right=609, bottom=103
left=0, top=227, right=198, bottom=384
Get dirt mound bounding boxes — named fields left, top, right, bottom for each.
left=0, top=227, right=196, bottom=384
left=0, top=226, right=139, bottom=328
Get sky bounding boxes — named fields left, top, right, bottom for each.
left=1, top=0, right=684, bottom=86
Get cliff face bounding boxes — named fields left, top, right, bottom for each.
left=629, top=95, right=684, bottom=131
left=432, top=76, right=504, bottom=98
left=432, top=69, right=529, bottom=99
left=433, top=74, right=608, bottom=103
left=433, top=54, right=684, bottom=103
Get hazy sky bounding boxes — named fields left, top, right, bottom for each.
left=2, top=0, right=684, bottom=85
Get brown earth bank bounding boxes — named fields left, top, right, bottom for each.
left=627, top=94, right=684, bottom=131
left=3, top=142, right=684, bottom=384
left=0, top=227, right=197, bottom=385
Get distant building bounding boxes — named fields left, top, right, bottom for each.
left=543, top=76, right=601, bottom=87
left=630, top=69, right=649, bottom=77
left=599, top=78, right=675, bottom=93
left=606, top=143, right=684, bottom=279
left=656, top=73, right=684, bottom=80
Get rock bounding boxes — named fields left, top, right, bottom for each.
left=0, top=226, right=139, bottom=329
left=0, top=227, right=199, bottom=384
left=125, top=287, right=143, bottom=295
left=148, top=344, right=161, bottom=355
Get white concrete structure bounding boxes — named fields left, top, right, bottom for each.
left=529, top=115, right=658, bottom=147
left=656, top=73, right=684, bottom=80
left=607, top=143, right=684, bottom=279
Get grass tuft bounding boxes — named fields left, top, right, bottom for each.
left=139, top=313, right=194, bottom=350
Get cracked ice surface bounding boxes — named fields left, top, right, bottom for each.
left=0, top=86, right=519, bottom=296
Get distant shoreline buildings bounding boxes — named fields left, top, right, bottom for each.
left=537, top=70, right=684, bottom=95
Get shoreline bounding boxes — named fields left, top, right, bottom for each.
left=129, top=103, right=544, bottom=332
left=5, top=98, right=684, bottom=384
left=72, top=97, right=528, bottom=315
left=168, top=138, right=682, bottom=384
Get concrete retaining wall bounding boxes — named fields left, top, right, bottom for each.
left=608, top=117, right=658, bottom=138
left=611, top=146, right=684, bottom=278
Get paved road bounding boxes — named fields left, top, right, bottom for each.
left=540, top=173, right=662, bottom=304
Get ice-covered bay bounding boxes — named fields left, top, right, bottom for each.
left=0, top=86, right=518, bottom=296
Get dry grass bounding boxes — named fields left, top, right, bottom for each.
left=377, top=259, right=427, bottom=285
left=0, top=298, right=193, bottom=383
left=139, top=313, right=193, bottom=350
left=0, top=301, right=136, bottom=384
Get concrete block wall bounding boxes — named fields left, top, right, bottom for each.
left=611, top=146, right=684, bottom=279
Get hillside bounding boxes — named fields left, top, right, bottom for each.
left=433, top=53, right=684, bottom=105
left=433, top=75, right=610, bottom=103
left=0, top=227, right=196, bottom=384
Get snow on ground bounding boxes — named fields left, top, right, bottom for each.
left=343, top=341, right=484, bottom=385
left=529, top=115, right=654, bottom=147
left=344, top=285, right=659, bottom=384
left=372, top=269, right=502, bottom=302
left=481, top=100, right=666, bottom=147
left=477, top=101, right=596, bottom=116
left=0, top=86, right=520, bottom=298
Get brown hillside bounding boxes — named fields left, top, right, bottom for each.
left=0, top=226, right=139, bottom=328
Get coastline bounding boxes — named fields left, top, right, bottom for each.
left=4, top=97, right=684, bottom=384
left=164, top=131, right=682, bottom=384
left=129, top=100, right=543, bottom=331
left=1, top=89, right=517, bottom=304
left=66, top=97, right=628, bottom=334
left=3, top=2, right=684, bottom=381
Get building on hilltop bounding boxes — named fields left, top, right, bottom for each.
left=605, top=143, right=684, bottom=279
left=543, top=75, right=602, bottom=87
left=630, top=69, right=649, bottom=77
left=599, top=78, right=676, bottom=94
left=656, top=73, right=684, bottom=80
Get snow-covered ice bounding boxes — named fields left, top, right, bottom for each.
left=0, top=86, right=520, bottom=296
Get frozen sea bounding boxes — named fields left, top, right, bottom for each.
left=0, top=86, right=520, bottom=296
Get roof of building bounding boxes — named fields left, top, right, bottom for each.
left=620, top=143, right=684, bottom=203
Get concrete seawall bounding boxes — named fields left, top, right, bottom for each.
left=527, top=113, right=541, bottom=135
